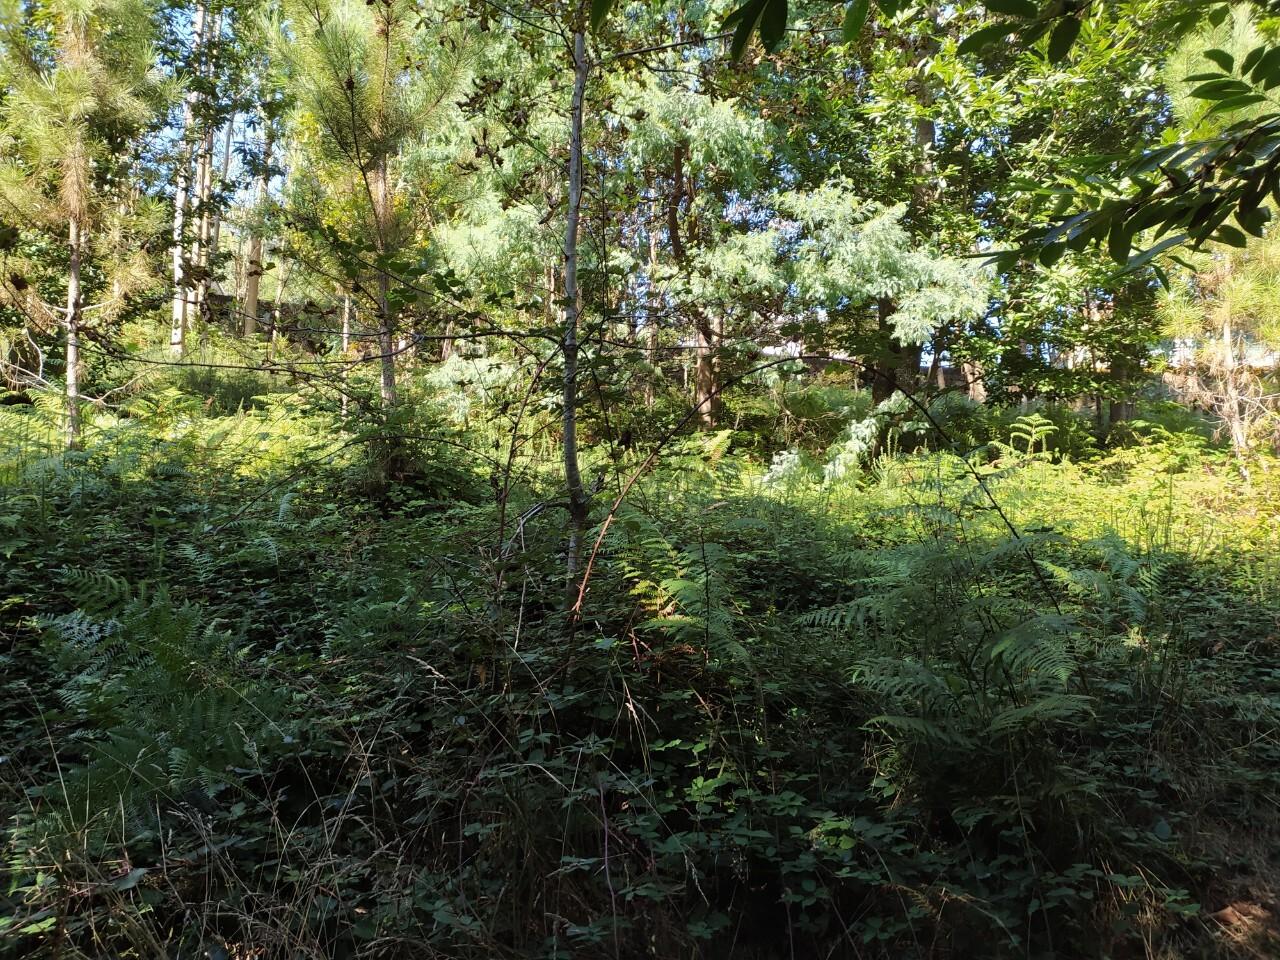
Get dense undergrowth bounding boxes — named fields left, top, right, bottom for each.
left=2, top=368, right=1279, bottom=959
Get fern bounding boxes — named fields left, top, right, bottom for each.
left=619, top=512, right=747, bottom=664
left=32, top=585, right=283, bottom=853
left=986, top=694, right=1093, bottom=737
left=989, top=614, right=1078, bottom=687
left=57, top=567, right=132, bottom=614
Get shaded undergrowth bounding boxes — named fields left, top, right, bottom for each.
left=1, top=396, right=1278, bottom=959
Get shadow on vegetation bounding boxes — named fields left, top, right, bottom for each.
left=2, top=413, right=1279, bottom=960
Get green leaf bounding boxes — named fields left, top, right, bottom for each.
left=1125, top=199, right=1176, bottom=234
left=1237, top=204, right=1272, bottom=237
left=1205, top=93, right=1268, bottom=115
left=1188, top=78, right=1253, bottom=100
left=589, top=0, right=613, bottom=30
left=958, top=23, right=1014, bottom=56
left=1241, top=45, right=1266, bottom=77
left=1118, top=232, right=1187, bottom=275
left=1129, top=144, right=1184, bottom=176
left=1203, top=48, right=1234, bottom=73
left=726, top=0, right=767, bottom=61
left=984, top=0, right=1037, bottom=17
left=1047, top=16, right=1081, bottom=64
left=1214, top=224, right=1248, bottom=247
left=1107, top=220, right=1132, bottom=263
left=1068, top=218, right=1108, bottom=251
left=842, top=0, right=870, bottom=42
left=758, top=0, right=788, bottom=50
left=1039, top=241, right=1066, bottom=267
left=1250, top=46, right=1280, bottom=84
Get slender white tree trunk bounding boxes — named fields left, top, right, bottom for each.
left=171, top=0, right=208, bottom=356
left=243, top=124, right=273, bottom=335
left=65, top=217, right=82, bottom=448
left=645, top=220, right=659, bottom=407
left=192, top=123, right=215, bottom=324
left=190, top=10, right=222, bottom=331
left=341, top=293, right=351, bottom=417
left=562, top=29, right=589, bottom=583
left=171, top=147, right=190, bottom=354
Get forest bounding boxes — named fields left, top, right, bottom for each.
left=2, top=0, right=1280, bottom=956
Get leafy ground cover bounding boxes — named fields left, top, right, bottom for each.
left=2, top=377, right=1278, bottom=959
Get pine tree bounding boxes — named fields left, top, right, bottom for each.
left=0, top=0, right=159, bottom=445
left=277, top=0, right=476, bottom=408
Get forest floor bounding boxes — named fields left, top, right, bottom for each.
left=2, top=378, right=1279, bottom=959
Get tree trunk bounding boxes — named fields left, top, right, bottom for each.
left=65, top=217, right=82, bottom=448
left=171, top=154, right=190, bottom=354
left=870, top=10, right=938, bottom=405
left=204, top=115, right=234, bottom=322
left=377, top=275, right=397, bottom=407
left=561, top=28, right=590, bottom=584
left=645, top=221, right=659, bottom=407
left=370, top=158, right=398, bottom=408
left=192, top=122, right=216, bottom=326
left=441, top=321, right=454, bottom=361
left=1222, top=313, right=1250, bottom=455
left=911, top=9, right=939, bottom=216
left=962, top=359, right=986, bottom=403
left=341, top=293, right=351, bottom=417
left=694, top=312, right=717, bottom=427
left=190, top=10, right=223, bottom=330
left=171, top=0, right=208, bottom=356
left=872, top=299, right=902, bottom=404
left=664, top=143, right=719, bottom=427
left=242, top=124, right=271, bottom=335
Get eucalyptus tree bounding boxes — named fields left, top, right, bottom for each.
left=714, top=3, right=989, bottom=396
left=168, top=0, right=211, bottom=355
left=742, top=1, right=1175, bottom=407
left=958, top=1, right=1167, bottom=411
left=0, top=0, right=161, bottom=445
left=239, top=109, right=278, bottom=336
left=167, top=0, right=251, bottom=355
left=782, top=186, right=989, bottom=396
